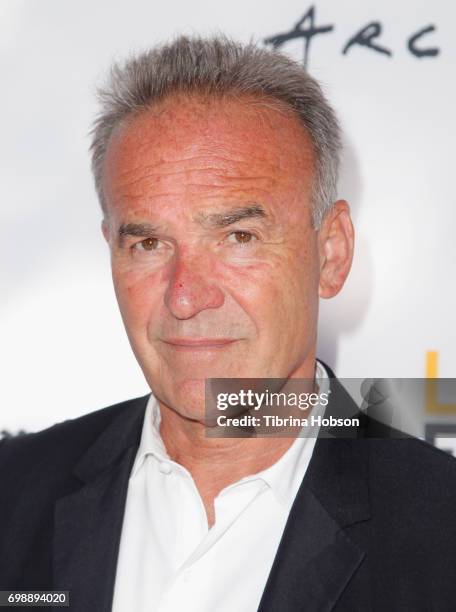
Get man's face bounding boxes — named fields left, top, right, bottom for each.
left=102, top=95, right=349, bottom=420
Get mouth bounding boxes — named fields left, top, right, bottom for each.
left=161, top=338, right=238, bottom=350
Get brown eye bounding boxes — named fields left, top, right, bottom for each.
left=140, top=237, right=158, bottom=250
left=232, top=231, right=254, bottom=244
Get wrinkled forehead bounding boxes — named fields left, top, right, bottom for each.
left=102, top=93, right=316, bottom=218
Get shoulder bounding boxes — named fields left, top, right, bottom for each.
left=367, top=436, right=456, bottom=543
left=0, top=395, right=149, bottom=486
left=368, top=434, right=456, bottom=491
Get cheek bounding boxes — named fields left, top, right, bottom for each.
left=219, top=245, right=319, bottom=331
left=112, top=265, right=164, bottom=329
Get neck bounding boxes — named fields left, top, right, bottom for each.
left=157, top=358, right=317, bottom=526
left=160, top=410, right=295, bottom=526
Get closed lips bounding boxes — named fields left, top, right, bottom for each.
left=162, top=338, right=237, bottom=347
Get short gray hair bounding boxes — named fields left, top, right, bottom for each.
left=90, top=35, right=341, bottom=228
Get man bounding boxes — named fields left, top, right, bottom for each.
left=1, top=35, right=456, bottom=611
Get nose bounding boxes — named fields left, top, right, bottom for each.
left=164, top=251, right=225, bottom=320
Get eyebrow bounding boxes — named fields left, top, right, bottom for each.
left=117, top=204, right=268, bottom=244
left=118, top=222, right=161, bottom=245
left=198, top=204, right=267, bottom=228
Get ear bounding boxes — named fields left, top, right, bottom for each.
left=318, top=200, right=355, bottom=299
left=101, top=218, right=110, bottom=244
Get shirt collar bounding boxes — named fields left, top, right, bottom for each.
left=131, top=393, right=168, bottom=477
left=132, top=360, right=330, bottom=506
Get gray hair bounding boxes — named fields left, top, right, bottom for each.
left=90, top=35, right=341, bottom=228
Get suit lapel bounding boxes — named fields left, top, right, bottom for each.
left=258, top=378, right=371, bottom=612
left=53, top=396, right=148, bottom=612
left=257, top=487, right=365, bottom=612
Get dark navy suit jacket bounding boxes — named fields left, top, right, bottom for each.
left=1, top=372, right=456, bottom=611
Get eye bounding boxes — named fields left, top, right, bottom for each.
left=227, top=231, right=257, bottom=245
left=134, top=237, right=160, bottom=251
left=129, top=236, right=171, bottom=262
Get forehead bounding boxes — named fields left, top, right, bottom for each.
left=102, top=93, right=315, bottom=218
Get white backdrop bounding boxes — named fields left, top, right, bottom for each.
left=1, top=0, right=455, bottom=432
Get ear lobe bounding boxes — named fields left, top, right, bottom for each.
left=101, top=219, right=110, bottom=244
left=318, top=200, right=355, bottom=299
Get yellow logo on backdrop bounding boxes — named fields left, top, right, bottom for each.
left=425, top=351, right=456, bottom=414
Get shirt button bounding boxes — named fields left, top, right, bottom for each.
left=159, top=462, right=172, bottom=475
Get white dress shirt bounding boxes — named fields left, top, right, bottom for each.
left=112, top=363, right=329, bottom=612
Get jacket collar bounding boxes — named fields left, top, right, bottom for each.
left=73, top=395, right=149, bottom=483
